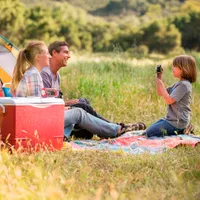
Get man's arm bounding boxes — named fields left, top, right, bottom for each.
left=64, top=99, right=79, bottom=106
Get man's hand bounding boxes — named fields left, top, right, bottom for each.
left=64, top=106, right=71, bottom=110
left=65, top=99, right=79, bottom=106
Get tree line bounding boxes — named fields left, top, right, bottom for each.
left=1, top=0, right=200, bottom=55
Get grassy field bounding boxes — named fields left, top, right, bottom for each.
left=1, top=53, right=200, bottom=199
left=61, top=52, right=200, bottom=131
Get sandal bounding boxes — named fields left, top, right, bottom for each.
left=126, top=122, right=146, bottom=131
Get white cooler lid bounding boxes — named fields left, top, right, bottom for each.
left=0, top=97, right=64, bottom=105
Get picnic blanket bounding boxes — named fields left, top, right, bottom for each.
left=69, top=131, right=200, bottom=154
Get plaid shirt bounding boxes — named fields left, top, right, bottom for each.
left=15, top=66, right=44, bottom=97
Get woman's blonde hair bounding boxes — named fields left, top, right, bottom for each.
left=173, top=55, right=197, bottom=83
left=10, top=41, right=46, bottom=93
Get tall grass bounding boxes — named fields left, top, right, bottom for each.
left=1, top=53, right=200, bottom=199
left=0, top=146, right=200, bottom=199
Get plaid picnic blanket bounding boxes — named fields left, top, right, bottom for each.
left=69, top=131, right=200, bottom=154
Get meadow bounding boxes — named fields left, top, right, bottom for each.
left=0, top=52, right=200, bottom=199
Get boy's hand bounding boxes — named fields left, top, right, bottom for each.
left=156, top=72, right=162, bottom=79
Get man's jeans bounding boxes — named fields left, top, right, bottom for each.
left=145, top=119, right=184, bottom=137
left=64, top=108, right=119, bottom=138
left=71, top=103, right=110, bottom=123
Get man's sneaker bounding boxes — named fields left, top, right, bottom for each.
left=184, top=124, right=194, bottom=135
left=117, top=122, right=146, bottom=136
left=133, top=122, right=146, bottom=130
left=123, top=122, right=146, bottom=131
left=63, top=136, right=71, bottom=142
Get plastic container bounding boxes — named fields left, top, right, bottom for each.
left=2, top=82, right=12, bottom=97
left=0, top=97, right=64, bottom=151
left=0, top=79, right=4, bottom=97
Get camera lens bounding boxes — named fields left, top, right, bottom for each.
left=156, top=65, right=162, bottom=73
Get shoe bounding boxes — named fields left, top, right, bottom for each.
left=183, top=124, right=194, bottom=135
left=136, top=122, right=146, bottom=130
left=71, top=129, right=93, bottom=139
left=63, top=136, right=71, bottom=142
left=123, top=122, right=146, bottom=131
left=117, top=122, right=146, bottom=137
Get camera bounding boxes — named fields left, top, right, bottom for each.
left=156, top=65, right=162, bottom=73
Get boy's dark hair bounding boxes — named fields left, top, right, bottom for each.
left=173, top=55, right=197, bottom=83
left=48, top=41, right=68, bottom=56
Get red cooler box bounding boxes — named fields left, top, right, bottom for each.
left=0, top=97, right=64, bottom=151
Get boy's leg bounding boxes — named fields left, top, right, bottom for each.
left=145, top=119, right=183, bottom=137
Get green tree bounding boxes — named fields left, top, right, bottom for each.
left=110, top=26, right=142, bottom=52
left=24, top=5, right=60, bottom=44
left=0, top=0, right=26, bottom=46
left=174, top=11, right=200, bottom=51
left=141, top=21, right=181, bottom=53
left=173, top=1, right=200, bottom=51
left=52, top=2, right=92, bottom=51
left=89, top=21, right=119, bottom=52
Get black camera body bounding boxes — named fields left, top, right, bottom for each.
left=156, top=64, right=162, bottom=73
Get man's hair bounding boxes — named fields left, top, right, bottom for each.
left=173, top=55, right=197, bottom=83
left=48, top=41, right=68, bottom=56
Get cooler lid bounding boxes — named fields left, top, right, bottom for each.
left=0, top=97, right=64, bottom=105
